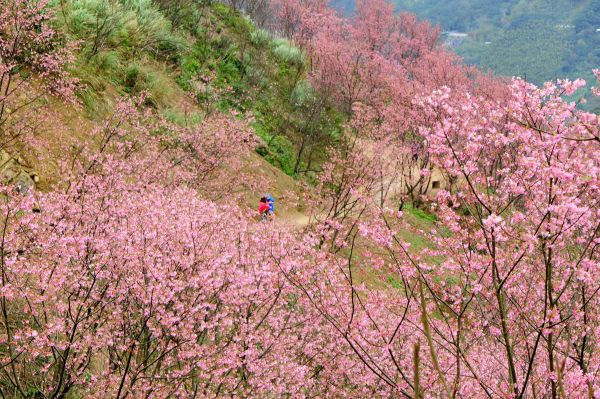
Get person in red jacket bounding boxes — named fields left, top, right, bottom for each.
left=258, top=196, right=270, bottom=222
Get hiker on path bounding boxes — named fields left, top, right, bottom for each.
left=266, top=193, right=275, bottom=216
left=258, top=196, right=270, bottom=222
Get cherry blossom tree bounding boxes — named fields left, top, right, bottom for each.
left=268, top=0, right=333, bottom=45
left=262, top=5, right=600, bottom=397
left=415, top=78, right=600, bottom=398
left=0, top=0, right=75, bottom=146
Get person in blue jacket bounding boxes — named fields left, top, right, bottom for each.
left=266, top=193, right=275, bottom=216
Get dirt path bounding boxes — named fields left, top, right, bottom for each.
left=277, top=211, right=310, bottom=229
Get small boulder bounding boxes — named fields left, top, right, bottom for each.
left=13, top=171, right=35, bottom=194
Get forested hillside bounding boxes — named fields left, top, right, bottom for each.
left=0, top=0, right=599, bottom=397
left=335, top=0, right=600, bottom=109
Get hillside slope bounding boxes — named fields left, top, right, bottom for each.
left=3, top=1, right=338, bottom=225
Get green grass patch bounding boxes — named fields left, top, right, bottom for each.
left=404, top=203, right=437, bottom=223
left=253, top=123, right=297, bottom=177
left=250, top=29, right=271, bottom=47
left=163, top=109, right=202, bottom=126
left=272, top=38, right=306, bottom=67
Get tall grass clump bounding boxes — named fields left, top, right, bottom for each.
left=290, top=80, right=315, bottom=106
left=117, top=0, right=178, bottom=60
left=250, top=28, right=270, bottom=47
left=66, top=0, right=124, bottom=59
left=272, top=38, right=306, bottom=67
left=61, top=0, right=186, bottom=63
left=91, top=51, right=123, bottom=75
left=122, top=63, right=173, bottom=105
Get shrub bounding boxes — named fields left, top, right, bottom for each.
left=244, top=61, right=269, bottom=87
left=66, top=0, right=187, bottom=62
left=272, top=38, right=306, bottom=67
left=290, top=80, right=315, bottom=106
left=123, top=62, right=141, bottom=91
left=0, top=0, right=75, bottom=133
left=250, top=28, right=271, bottom=47
left=91, top=50, right=123, bottom=75
left=67, top=0, right=124, bottom=57
left=267, top=135, right=296, bottom=176
left=155, top=31, right=189, bottom=63
left=117, top=0, right=169, bottom=57
left=121, top=63, right=173, bottom=106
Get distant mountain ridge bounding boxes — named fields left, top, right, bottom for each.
left=332, top=0, right=600, bottom=108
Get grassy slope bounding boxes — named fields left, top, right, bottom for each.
left=58, top=0, right=343, bottom=177
left=19, top=2, right=315, bottom=217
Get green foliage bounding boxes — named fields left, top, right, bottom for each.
left=290, top=80, right=315, bottom=106
left=123, top=62, right=141, bottom=90
left=386, top=276, right=404, bottom=290
left=272, top=38, right=306, bottom=67
left=92, top=51, right=123, bottom=75
left=253, top=123, right=298, bottom=177
left=163, top=108, right=202, bottom=126
left=79, top=88, right=97, bottom=114
left=66, top=0, right=117, bottom=32
left=173, top=3, right=343, bottom=176
left=211, top=2, right=254, bottom=34
left=116, top=0, right=183, bottom=60
left=57, top=0, right=188, bottom=65
left=123, top=64, right=174, bottom=105
left=264, top=136, right=297, bottom=176
left=52, top=0, right=192, bottom=114
left=78, top=84, right=114, bottom=118
left=393, top=0, right=515, bottom=31
left=250, top=28, right=271, bottom=47
left=404, top=203, right=437, bottom=224
left=459, top=20, right=571, bottom=85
